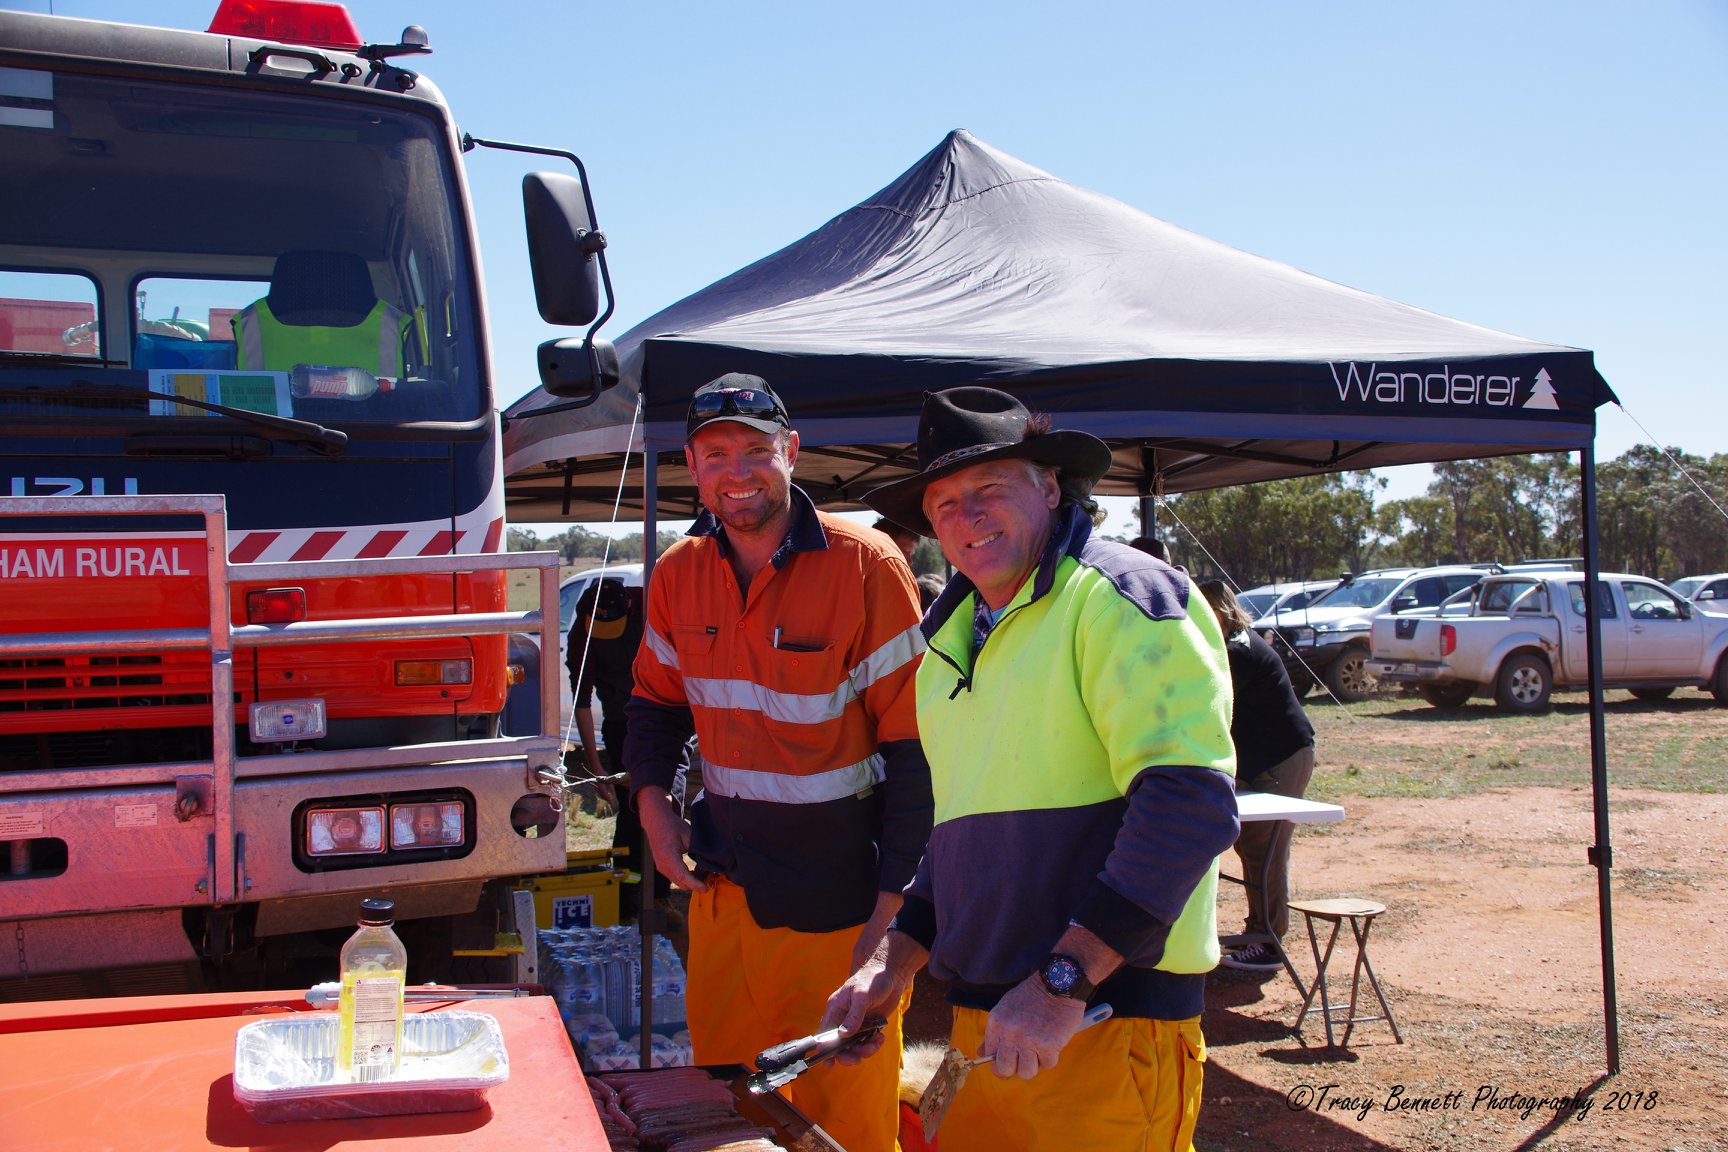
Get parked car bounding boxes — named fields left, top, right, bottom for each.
left=1366, top=571, right=1728, bottom=712
left=1236, top=579, right=1340, bottom=622
left=1671, top=573, right=1728, bottom=610
left=555, top=563, right=645, bottom=733
left=1258, top=566, right=1495, bottom=701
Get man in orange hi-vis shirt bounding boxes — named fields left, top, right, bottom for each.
left=624, top=373, right=932, bottom=1152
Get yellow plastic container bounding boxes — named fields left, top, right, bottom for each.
left=514, top=850, right=621, bottom=930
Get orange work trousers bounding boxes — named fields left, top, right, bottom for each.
left=686, top=876, right=907, bottom=1152
left=936, top=1006, right=1206, bottom=1152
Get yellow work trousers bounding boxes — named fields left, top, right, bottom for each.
left=937, top=1006, right=1206, bottom=1152
left=686, top=876, right=907, bottom=1152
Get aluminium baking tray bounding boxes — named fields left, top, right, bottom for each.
left=233, top=1010, right=509, bottom=1123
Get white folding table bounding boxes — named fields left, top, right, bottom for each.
left=1222, top=791, right=1346, bottom=1000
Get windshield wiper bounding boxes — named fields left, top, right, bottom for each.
left=0, top=380, right=347, bottom=454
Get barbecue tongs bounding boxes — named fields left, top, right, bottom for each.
left=743, top=1016, right=887, bottom=1095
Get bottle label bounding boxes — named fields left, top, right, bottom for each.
left=349, top=975, right=403, bottom=1071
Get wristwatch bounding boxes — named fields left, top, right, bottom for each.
left=1037, top=952, right=1096, bottom=1000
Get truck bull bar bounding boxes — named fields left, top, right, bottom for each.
left=0, top=493, right=568, bottom=922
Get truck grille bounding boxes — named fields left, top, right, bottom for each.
left=0, top=654, right=212, bottom=712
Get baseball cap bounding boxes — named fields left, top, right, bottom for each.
left=577, top=579, right=631, bottom=641
left=685, top=373, right=790, bottom=442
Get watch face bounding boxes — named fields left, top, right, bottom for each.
left=1043, top=957, right=1081, bottom=995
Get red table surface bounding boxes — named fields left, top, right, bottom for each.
left=0, top=990, right=609, bottom=1152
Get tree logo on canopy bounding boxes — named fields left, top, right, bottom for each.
left=1523, top=368, right=1560, bottom=410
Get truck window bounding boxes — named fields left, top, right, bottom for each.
left=1, top=70, right=483, bottom=426
left=1567, top=581, right=1617, bottom=620
left=130, top=276, right=258, bottom=374
left=1481, top=579, right=1537, bottom=614
left=1396, top=576, right=1445, bottom=610
left=1621, top=581, right=1685, bottom=621
left=1, top=269, right=101, bottom=357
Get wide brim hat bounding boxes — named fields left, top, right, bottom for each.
left=862, top=386, right=1112, bottom=536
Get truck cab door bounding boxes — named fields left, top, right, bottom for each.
left=1618, top=579, right=1703, bottom=677
left=1564, top=580, right=1627, bottom=681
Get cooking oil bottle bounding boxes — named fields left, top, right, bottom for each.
left=336, top=896, right=407, bottom=1082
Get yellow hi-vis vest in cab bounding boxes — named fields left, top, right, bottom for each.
left=232, top=297, right=412, bottom=377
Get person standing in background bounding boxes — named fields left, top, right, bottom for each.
left=1197, top=579, right=1316, bottom=972
left=567, top=579, right=674, bottom=925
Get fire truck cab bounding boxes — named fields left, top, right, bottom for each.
left=0, top=1, right=610, bottom=993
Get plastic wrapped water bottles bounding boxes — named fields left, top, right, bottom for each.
left=540, top=925, right=692, bottom=1067
left=652, top=937, right=687, bottom=1031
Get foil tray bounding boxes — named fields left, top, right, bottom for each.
left=233, top=1010, right=509, bottom=1123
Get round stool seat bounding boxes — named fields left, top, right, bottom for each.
left=1288, top=897, right=1385, bottom=920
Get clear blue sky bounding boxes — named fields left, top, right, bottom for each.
left=13, top=0, right=1726, bottom=532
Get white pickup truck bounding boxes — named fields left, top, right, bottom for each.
left=1366, top=572, right=1728, bottom=712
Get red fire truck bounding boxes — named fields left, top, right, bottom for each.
left=0, top=1, right=614, bottom=993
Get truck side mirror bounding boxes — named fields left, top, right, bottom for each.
left=523, top=171, right=603, bottom=326
left=1678, top=600, right=1694, bottom=620
left=1391, top=595, right=1418, bottom=614
left=536, top=336, right=619, bottom=401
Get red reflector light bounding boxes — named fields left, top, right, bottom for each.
left=247, top=587, right=307, bottom=624
left=1441, top=624, right=1457, bottom=657
left=208, top=0, right=364, bottom=51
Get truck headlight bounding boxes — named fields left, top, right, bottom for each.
left=389, top=799, right=466, bottom=849
left=305, top=805, right=386, bottom=857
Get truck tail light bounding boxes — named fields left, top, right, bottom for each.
left=246, top=587, right=306, bottom=624
left=395, top=659, right=472, bottom=686
left=251, top=698, right=327, bottom=741
left=208, top=0, right=364, bottom=51
left=1441, top=624, right=1457, bottom=657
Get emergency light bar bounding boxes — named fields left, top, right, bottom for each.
left=207, top=0, right=364, bottom=51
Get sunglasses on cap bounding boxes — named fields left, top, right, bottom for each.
left=685, top=387, right=788, bottom=432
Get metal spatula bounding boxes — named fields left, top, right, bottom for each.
left=919, top=1002, right=1112, bottom=1140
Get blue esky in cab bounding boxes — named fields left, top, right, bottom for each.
left=12, top=0, right=1727, bottom=537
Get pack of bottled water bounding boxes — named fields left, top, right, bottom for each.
left=541, top=925, right=691, bottom=1069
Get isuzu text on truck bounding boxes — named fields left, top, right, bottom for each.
left=0, top=0, right=616, bottom=994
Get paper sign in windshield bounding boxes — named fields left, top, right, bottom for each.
left=149, top=370, right=292, bottom=418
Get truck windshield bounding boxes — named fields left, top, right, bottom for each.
left=1310, top=577, right=1402, bottom=609
left=0, top=68, right=483, bottom=428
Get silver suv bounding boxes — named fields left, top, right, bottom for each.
left=1258, top=565, right=1494, bottom=701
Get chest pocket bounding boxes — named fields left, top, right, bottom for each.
left=668, top=626, right=719, bottom=679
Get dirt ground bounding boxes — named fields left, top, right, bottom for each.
left=894, top=786, right=1728, bottom=1151
left=1159, top=787, right=1726, bottom=1151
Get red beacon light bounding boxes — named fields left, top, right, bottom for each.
left=208, top=0, right=364, bottom=51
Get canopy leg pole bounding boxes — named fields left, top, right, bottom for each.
left=1579, top=445, right=1619, bottom=1075
left=1138, top=495, right=1155, bottom=539
left=637, top=451, right=662, bottom=1073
